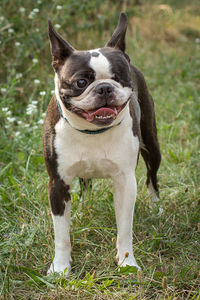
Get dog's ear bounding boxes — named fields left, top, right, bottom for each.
left=48, top=20, right=75, bottom=71
left=105, top=12, right=128, bottom=53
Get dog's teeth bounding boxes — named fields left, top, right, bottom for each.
left=95, top=114, right=113, bottom=120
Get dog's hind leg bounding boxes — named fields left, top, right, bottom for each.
left=132, top=66, right=161, bottom=199
left=140, top=101, right=161, bottom=200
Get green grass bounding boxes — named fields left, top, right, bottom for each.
left=0, top=0, right=200, bottom=299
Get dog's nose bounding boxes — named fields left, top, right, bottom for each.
left=94, top=83, right=114, bottom=97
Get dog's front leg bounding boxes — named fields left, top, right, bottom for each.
left=47, top=179, right=72, bottom=275
left=113, top=173, right=140, bottom=269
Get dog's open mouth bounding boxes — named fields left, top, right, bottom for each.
left=71, top=102, right=128, bottom=126
left=82, top=107, right=118, bottom=122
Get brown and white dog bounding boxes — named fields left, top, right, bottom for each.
left=43, top=13, right=161, bottom=274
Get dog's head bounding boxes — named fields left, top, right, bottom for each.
left=48, top=13, right=133, bottom=127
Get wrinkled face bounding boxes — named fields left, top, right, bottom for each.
left=55, top=47, right=133, bottom=126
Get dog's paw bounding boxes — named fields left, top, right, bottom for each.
left=117, top=252, right=141, bottom=270
left=148, top=181, right=159, bottom=202
left=47, top=262, right=71, bottom=275
left=119, top=258, right=141, bottom=270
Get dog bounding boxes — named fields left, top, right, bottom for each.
left=43, top=12, right=161, bottom=274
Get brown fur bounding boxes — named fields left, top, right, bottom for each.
left=43, top=96, right=70, bottom=215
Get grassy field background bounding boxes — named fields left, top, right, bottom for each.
left=0, top=0, right=200, bottom=299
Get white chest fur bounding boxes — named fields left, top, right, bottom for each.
left=54, top=107, right=139, bottom=185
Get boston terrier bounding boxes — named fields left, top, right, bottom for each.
left=43, top=13, right=161, bottom=274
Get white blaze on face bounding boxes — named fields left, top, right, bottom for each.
left=89, top=49, right=113, bottom=80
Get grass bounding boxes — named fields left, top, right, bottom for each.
left=0, top=0, right=200, bottom=299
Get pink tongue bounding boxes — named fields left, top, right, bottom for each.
left=83, top=107, right=117, bottom=122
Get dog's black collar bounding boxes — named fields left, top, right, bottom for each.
left=56, top=99, right=122, bottom=135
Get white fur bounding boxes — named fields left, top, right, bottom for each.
left=51, top=105, right=140, bottom=273
left=54, top=106, right=139, bottom=183
left=114, top=174, right=140, bottom=268
left=89, top=49, right=113, bottom=80
left=48, top=201, right=72, bottom=274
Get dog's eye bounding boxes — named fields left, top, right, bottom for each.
left=75, top=79, right=88, bottom=89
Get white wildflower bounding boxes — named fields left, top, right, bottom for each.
left=16, top=73, right=23, bottom=79
left=6, top=111, right=11, bottom=116
left=19, top=7, right=26, bottom=13
left=26, top=102, right=37, bottom=115
left=8, top=28, right=14, bottom=33
left=1, top=88, right=7, bottom=93
left=55, top=24, right=61, bottom=29
left=33, top=8, right=40, bottom=13
left=2, top=107, right=9, bottom=112
left=34, top=79, right=40, bottom=84
left=195, top=38, right=200, bottom=44
left=40, top=91, right=46, bottom=96
left=18, top=120, right=22, bottom=125
left=7, top=117, right=16, bottom=122
left=56, top=5, right=62, bottom=10
left=42, top=112, right=46, bottom=117
left=32, top=58, right=38, bottom=64
left=15, top=42, right=21, bottom=46
left=0, top=16, right=5, bottom=22
left=15, top=131, right=20, bottom=137
left=31, top=100, right=38, bottom=104
left=24, top=124, right=29, bottom=128
left=28, top=12, right=35, bottom=19
left=37, top=0, right=42, bottom=4
left=37, top=119, right=44, bottom=124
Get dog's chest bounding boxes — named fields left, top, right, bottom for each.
left=54, top=118, right=139, bottom=184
